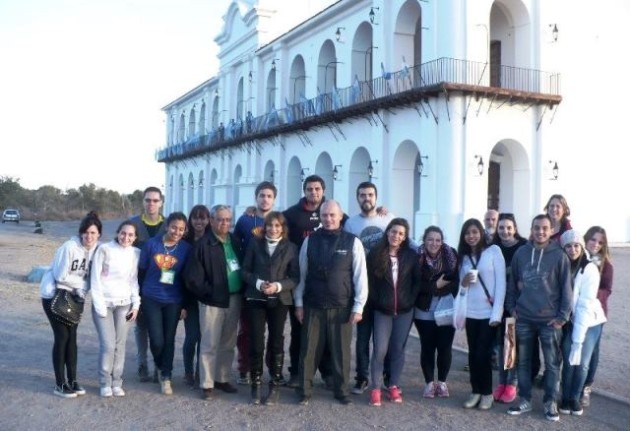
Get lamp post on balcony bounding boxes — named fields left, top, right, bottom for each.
left=323, top=60, right=343, bottom=94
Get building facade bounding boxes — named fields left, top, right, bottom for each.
left=157, top=0, right=630, bottom=243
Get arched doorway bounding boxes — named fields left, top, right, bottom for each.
left=392, top=141, right=421, bottom=233
left=348, top=147, right=371, bottom=215
left=315, top=152, right=334, bottom=198
left=488, top=139, right=530, bottom=224
left=286, top=157, right=302, bottom=207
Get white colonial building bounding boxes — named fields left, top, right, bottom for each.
left=157, top=0, right=630, bottom=243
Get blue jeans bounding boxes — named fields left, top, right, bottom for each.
left=142, top=297, right=181, bottom=379
left=585, top=324, right=604, bottom=387
left=516, top=320, right=562, bottom=402
left=370, top=310, right=413, bottom=389
left=561, top=323, right=603, bottom=401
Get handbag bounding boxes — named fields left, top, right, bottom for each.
left=51, top=288, right=85, bottom=325
left=434, top=294, right=455, bottom=327
left=453, top=287, right=468, bottom=330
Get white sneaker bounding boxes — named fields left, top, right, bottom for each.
left=112, top=387, right=125, bottom=397
left=161, top=379, right=173, bottom=395
left=100, top=387, right=113, bottom=398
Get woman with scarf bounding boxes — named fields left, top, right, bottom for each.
left=413, top=226, right=459, bottom=399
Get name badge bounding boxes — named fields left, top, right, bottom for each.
left=228, top=259, right=240, bottom=272
left=160, top=269, right=175, bottom=284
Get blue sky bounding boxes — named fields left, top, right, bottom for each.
left=0, top=0, right=231, bottom=193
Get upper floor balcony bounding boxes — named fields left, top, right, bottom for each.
left=156, top=57, right=561, bottom=163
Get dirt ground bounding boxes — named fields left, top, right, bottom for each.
left=1, top=220, right=629, bottom=430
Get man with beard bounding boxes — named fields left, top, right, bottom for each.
left=283, top=175, right=347, bottom=388
left=343, top=182, right=394, bottom=394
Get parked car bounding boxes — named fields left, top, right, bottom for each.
left=2, top=209, right=20, bottom=223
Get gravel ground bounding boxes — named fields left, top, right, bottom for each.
left=1, top=220, right=629, bottom=430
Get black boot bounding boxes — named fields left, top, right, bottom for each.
left=264, top=353, right=284, bottom=406
left=251, top=373, right=262, bottom=405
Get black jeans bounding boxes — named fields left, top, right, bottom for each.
left=43, top=298, right=78, bottom=386
left=247, top=300, right=288, bottom=376
left=465, top=318, right=496, bottom=395
left=415, top=319, right=455, bottom=383
left=142, top=297, right=181, bottom=379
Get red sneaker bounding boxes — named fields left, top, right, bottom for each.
left=493, top=384, right=505, bottom=401
left=369, top=389, right=382, bottom=406
left=388, top=385, right=403, bottom=403
left=500, top=384, right=517, bottom=403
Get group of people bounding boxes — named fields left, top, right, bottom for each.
left=39, top=183, right=612, bottom=423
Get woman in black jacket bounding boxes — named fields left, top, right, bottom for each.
left=367, top=218, right=422, bottom=407
left=413, top=226, right=459, bottom=399
left=241, top=211, right=299, bottom=405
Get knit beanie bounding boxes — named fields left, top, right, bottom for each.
left=560, top=229, right=585, bottom=249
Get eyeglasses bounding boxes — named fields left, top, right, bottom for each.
left=498, top=213, right=515, bottom=221
left=144, top=198, right=161, bottom=203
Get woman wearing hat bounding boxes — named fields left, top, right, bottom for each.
left=558, top=229, right=607, bottom=416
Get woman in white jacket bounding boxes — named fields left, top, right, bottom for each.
left=40, top=212, right=102, bottom=398
left=91, top=220, right=141, bottom=397
left=558, top=230, right=607, bottom=416
left=457, top=218, right=506, bottom=411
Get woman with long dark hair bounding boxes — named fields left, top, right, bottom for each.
left=491, top=213, right=527, bottom=403
left=367, top=218, right=421, bottom=407
left=182, top=204, right=211, bottom=386
left=414, top=226, right=459, bottom=399
left=580, top=226, right=613, bottom=407
left=40, top=211, right=102, bottom=398
left=457, top=218, right=505, bottom=411
left=139, top=211, right=191, bottom=395
left=91, top=220, right=140, bottom=397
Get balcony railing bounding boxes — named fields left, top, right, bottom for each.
left=157, top=57, right=561, bottom=162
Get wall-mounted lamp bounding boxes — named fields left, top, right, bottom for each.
left=474, top=155, right=485, bottom=176
left=333, top=164, right=342, bottom=181
left=369, top=6, right=379, bottom=24
left=335, top=27, right=345, bottom=42
left=550, top=24, right=559, bottom=42
left=269, top=169, right=279, bottom=184
left=549, top=160, right=559, bottom=180
left=417, top=155, right=428, bottom=177
left=248, top=71, right=253, bottom=83
left=368, top=160, right=378, bottom=180
left=271, top=59, right=279, bottom=71
left=300, top=167, right=310, bottom=182
left=214, top=88, right=219, bottom=96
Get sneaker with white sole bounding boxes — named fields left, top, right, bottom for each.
left=369, top=389, right=381, bottom=406
left=352, top=379, right=368, bottom=395
left=580, top=385, right=592, bottom=407
left=570, top=399, right=583, bottom=416
left=100, top=387, right=113, bottom=398
left=161, top=379, right=173, bottom=395
left=507, top=398, right=532, bottom=416
left=54, top=383, right=78, bottom=399
left=388, top=386, right=403, bottom=403
left=478, top=394, right=493, bottom=410
left=70, top=381, right=86, bottom=396
left=423, top=381, right=436, bottom=398
left=435, top=381, right=449, bottom=398
left=544, top=400, right=560, bottom=422
left=112, top=387, right=126, bottom=397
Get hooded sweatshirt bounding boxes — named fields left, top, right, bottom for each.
left=506, top=240, right=572, bottom=324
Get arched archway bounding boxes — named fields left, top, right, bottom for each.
left=394, top=0, right=423, bottom=68
left=233, top=165, right=242, bottom=208
left=392, top=141, right=421, bottom=232
left=287, top=157, right=302, bottom=206
left=209, top=169, right=218, bottom=205
left=315, top=152, right=334, bottom=198
left=348, top=147, right=371, bottom=215
left=264, top=160, right=275, bottom=183
left=197, top=170, right=205, bottom=204
left=177, top=173, right=185, bottom=211
left=317, top=40, right=338, bottom=94
left=266, top=68, right=277, bottom=111
left=351, top=22, right=374, bottom=83
left=187, top=173, right=195, bottom=213
left=488, top=139, right=530, bottom=222
left=289, top=55, right=307, bottom=104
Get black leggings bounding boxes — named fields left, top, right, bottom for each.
left=414, top=319, right=455, bottom=383
left=42, top=298, right=78, bottom=386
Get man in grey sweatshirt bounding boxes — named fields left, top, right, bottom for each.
left=505, top=214, right=572, bottom=422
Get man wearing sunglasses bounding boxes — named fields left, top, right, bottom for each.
left=130, top=186, right=166, bottom=383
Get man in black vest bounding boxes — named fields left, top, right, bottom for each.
left=294, top=200, right=368, bottom=405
